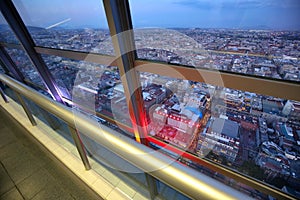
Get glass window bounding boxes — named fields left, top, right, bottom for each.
left=0, top=12, right=20, bottom=44
left=0, top=61, right=14, bottom=77
left=12, top=0, right=114, bottom=55
left=129, top=0, right=300, bottom=82
left=5, top=48, right=46, bottom=89
left=140, top=72, right=300, bottom=199
left=41, top=54, right=133, bottom=135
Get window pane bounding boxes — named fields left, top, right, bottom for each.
left=12, top=0, right=114, bottom=55
left=41, top=54, right=133, bottom=135
left=130, top=0, right=300, bottom=82
left=5, top=48, right=46, bottom=89
left=140, top=72, right=300, bottom=198
left=0, top=12, right=20, bottom=44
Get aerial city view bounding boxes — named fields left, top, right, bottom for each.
left=0, top=0, right=300, bottom=199
left=1, top=26, right=299, bottom=199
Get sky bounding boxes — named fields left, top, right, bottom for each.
left=4, top=0, right=300, bottom=30
left=130, top=0, right=300, bottom=30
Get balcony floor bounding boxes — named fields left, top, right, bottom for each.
left=0, top=107, right=103, bottom=200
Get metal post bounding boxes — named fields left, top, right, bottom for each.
left=0, top=0, right=65, bottom=104
left=15, top=92, right=37, bottom=126
left=26, top=100, right=61, bottom=130
left=145, top=173, right=158, bottom=200
left=68, top=125, right=91, bottom=170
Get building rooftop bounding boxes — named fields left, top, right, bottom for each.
left=211, top=118, right=239, bottom=138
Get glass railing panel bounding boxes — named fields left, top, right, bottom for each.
left=2, top=86, right=78, bottom=156
left=26, top=99, right=73, bottom=139
left=12, top=0, right=114, bottom=56
left=157, top=180, right=191, bottom=200
left=79, top=130, right=192, bottom=199
left=79, top=134, right=150, bottom=191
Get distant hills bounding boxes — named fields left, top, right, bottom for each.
left=0, top=24, right=45, bottom=31
left=0, top=24, right=109, bottom=31
left=0, top=23, right=298, bottom=32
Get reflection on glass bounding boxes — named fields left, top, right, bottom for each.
left=157, top=180, right=190, bottom=200
left=12, top=0, right=114, bottom=55
left=42, top=54, right=132, bottom=131
left=5, top=48, right=45, bottom=88
left=130, top=0, right=300, bottom=82
left=0, top=12, right=19, bottom=44
left=140, top=72, right=300, bottom=199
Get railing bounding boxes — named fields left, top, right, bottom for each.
left=0, top=73, right=292, bottom=200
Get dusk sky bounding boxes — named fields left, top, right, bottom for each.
left=5, top=0, right=300, bottom=30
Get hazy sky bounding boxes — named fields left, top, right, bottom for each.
left=5, top=0, right=300, bottom=30
left=130, top=0, right=300, bottom=30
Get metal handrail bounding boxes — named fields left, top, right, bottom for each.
left=0, top=73, right=281, bottom=200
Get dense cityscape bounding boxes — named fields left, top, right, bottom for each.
left=1, top=26, right=300, bottom=199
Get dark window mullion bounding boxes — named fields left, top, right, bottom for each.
left=103, top=0, right=148, bottom=144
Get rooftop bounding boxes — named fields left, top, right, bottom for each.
left=211, top=118, right=239, bottom=138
